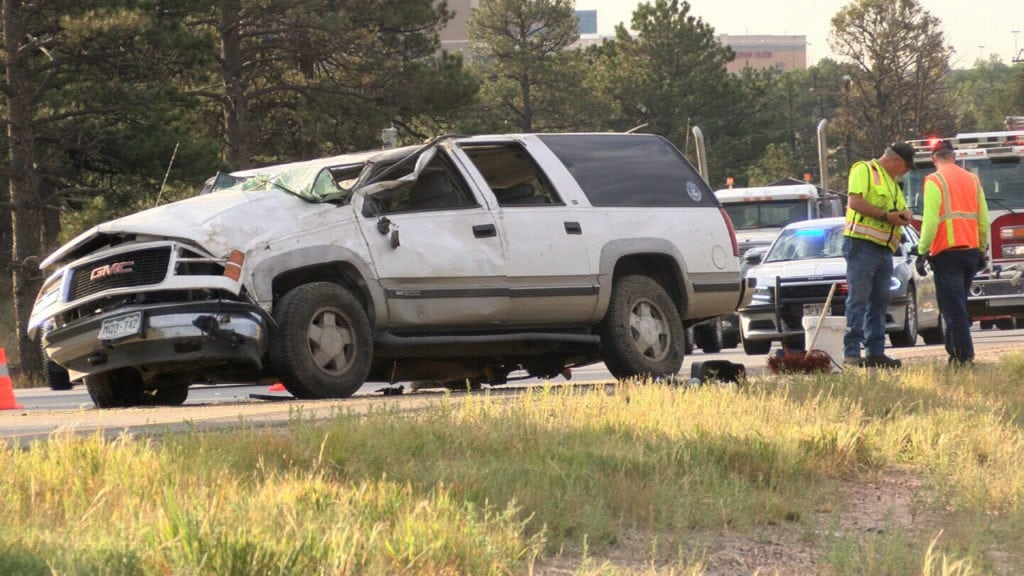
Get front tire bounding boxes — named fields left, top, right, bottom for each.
left=84, top=368, right=147, bottom=408
left=599, top=275, right=684, bottom=379
left=41, top=324, right=73, bottom=391
left=693, top=318, right=724, bottom=353
left=270, top=282, right=372, bottom=399
left=920, top=312, right=945, bottom=345
left=889, top=289, right=918, bottom=347
left=741, top=334, right=772, bottom=355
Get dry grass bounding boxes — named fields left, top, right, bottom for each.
left=3, top=355, right=1024, bottom=574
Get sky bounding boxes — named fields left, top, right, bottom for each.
left=573, top=0, right=1023, bottom=68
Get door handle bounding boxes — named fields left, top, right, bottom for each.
left=473, top=224, right=497, bottom=238
left=564, top=221, right=582, bottom=235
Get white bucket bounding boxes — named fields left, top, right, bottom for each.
left=802, top=316, right=845, bottom=372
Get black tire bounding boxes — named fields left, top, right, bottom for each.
left=40, top=324, right=73, bottom=391
left=270, top=282, right=372, bottom=399
left=741, top=335, right=772, bottom=355
left=920, top=313, right=945, bottom=345
left=979, top=320, right=994, bottom=330
left=721, top=314, right=741, bottom=349
left=599, top=275, right=685, bottom=379
left=148, top=380, right=190, bottom=406
left=996, top=317, right=1016, bottom=330
left=683, top=327, right=695, bottom=355
left=694, top=318, right=724, bottom=354
left=889, top=290, right=918, bottom=348
left=85, top=368, right=148, bottom=408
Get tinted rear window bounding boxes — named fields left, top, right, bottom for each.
left=538, top=134, right=717, bottom=207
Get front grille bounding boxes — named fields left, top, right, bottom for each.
left=778, top=283, right=838, bottom=301
left=69, top=246, right=172, bottom=301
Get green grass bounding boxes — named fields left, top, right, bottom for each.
left=3, top=356, right=1024, bottom=574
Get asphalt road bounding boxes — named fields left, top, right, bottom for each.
left=3, top=327, right=1022, bottom=444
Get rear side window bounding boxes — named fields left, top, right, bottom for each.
left=538, top=134, right=717, bottom=207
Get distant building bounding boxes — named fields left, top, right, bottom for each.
left=439, top=1, right=807, bottom=73
left=720, top=35, right=807, bottom=73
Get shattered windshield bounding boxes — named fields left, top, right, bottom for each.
left=222, top=163, right=361, bottom=203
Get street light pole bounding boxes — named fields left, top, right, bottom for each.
left=1014, top=31, right=1021, bottom=63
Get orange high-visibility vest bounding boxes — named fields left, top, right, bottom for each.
left=923, top=165, right=982, bottom=255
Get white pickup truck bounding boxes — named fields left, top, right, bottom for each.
left=30, top=133, right=748, bottom=407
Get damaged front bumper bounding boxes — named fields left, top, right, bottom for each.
left=43, top=301, right=270, bottom=381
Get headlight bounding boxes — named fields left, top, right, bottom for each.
left=1002, top=244, right=1024, bottom=258
left=751, top=286, right=772, bottom=302
left=34, top=272, right=63, bottom=308
left=889, top=276, right=902, bottom=291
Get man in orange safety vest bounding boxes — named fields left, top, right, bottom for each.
left=916, top=139, right=990, bottom=367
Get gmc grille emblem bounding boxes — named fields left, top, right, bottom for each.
left=90, top=261, right=135, bottom=281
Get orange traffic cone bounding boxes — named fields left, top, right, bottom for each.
left=0, top=348, right=24, bottom=410
left=268, top=382, right=286, bottom=392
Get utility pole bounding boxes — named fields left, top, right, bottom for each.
left=1013, top=31, right=1022, bottom=63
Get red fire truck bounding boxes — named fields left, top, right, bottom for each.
left=903, top=116, right=1024, bottom=328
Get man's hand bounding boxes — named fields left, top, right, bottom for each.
left=915, top=254, right=928, bottom=276
left=884, top=209, right=913, bottom=225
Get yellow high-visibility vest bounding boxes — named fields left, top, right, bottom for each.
left=843, top=159, right=907, bottom=252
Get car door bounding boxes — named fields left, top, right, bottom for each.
left=355, top=150, right=507, bottom=328
left=453, top=139, right=597, bottom=325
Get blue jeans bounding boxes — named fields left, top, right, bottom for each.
left=842, top=237, right=893, bottom=357
left=930, top=248, right=978, bottom=364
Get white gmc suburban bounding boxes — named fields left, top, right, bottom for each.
left=30, top=133, right=747, bottom=407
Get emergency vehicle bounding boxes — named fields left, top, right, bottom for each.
left=903, top=116, right=1024, bottom=326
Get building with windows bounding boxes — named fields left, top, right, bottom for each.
left=576, top=10, right=597, bottom=35
left=720, top=35, right=807, bottom=73
left=439, top=1, right=807, bottom=73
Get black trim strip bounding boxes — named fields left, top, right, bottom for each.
left=386, top=285, right=599, bottom=299
left=693, top=282, right=742, bottom=293
left=509, top=286, right=598, bottom=298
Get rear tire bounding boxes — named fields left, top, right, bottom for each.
left=599, top=275, right=684, bottom=379
left=270, top=282, right=372, bottom=399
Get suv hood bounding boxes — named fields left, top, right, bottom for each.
left=42, top=189, right=334, bottom=268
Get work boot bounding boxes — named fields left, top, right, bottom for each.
left=864, top=354, right=902, bottom=369
left=843, top=356, right=864, bottom=368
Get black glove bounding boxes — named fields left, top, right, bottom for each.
left=977, top=252, right=987, bottom=272
left=914, top=254, right=928, bottom=276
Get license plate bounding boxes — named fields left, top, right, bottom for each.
left=98, top=312, right=143, bottom=340
left=803, top=304, right=827, bottom=318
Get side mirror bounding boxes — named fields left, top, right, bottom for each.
left=742, top=248, right=765, bottom=266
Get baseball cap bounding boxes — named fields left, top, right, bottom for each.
left=930, top=139, right=954, bottom=153
left=889, top=142, right=915, bottom=169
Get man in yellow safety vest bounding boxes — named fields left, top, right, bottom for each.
left=842, top=142, right=915, bottom=368
left=916, top=139, right=990, bottom=367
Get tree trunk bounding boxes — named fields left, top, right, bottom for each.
left=220, top=0, right=252, bottom=168
left=3, top=0, right=44, bottom=380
